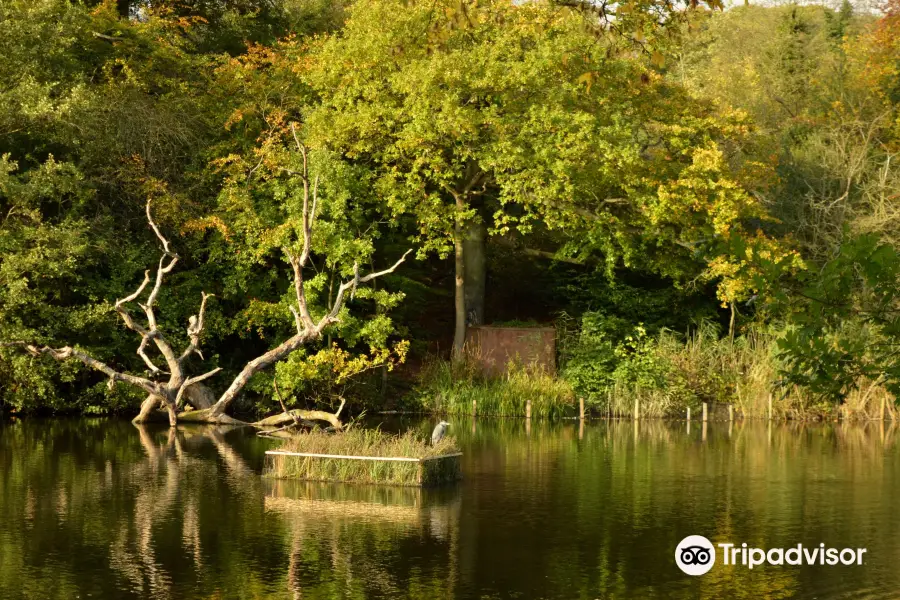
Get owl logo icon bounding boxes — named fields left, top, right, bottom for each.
left=675, top=536, right=716, bottom=576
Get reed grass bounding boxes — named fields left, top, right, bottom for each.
left=414, top=322, right=896, bottom=421
left=602, top=324, right=896, bottom=420
left=417, top=357, right=575, bottom=418
left=264, top=428, right=461, bottom=486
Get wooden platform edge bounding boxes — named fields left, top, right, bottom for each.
left=265, top=450, right=463, bottom=463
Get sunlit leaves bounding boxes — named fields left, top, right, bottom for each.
left=302, top=0, right=776, bottom=306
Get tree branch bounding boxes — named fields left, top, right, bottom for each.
left=147, top=199, right=176, bottom=257
left=273, top=374, right=300, bottom=427
left=287, top=123, right=318, bottom=331
left=179, top=292, right=213, bottom=363
left=288, top=251, right=315, bottom=331
left=10, top=342, right=159, bottom=396
left=175, top=367, right=223, bottom=408
left=137, top=335, right=167, bottom=375
left=288, top=305, right=304, bottom=335
left=138, top=200, right=180, bottom=373
left=92, top=31, right=125, bottom=42
left=114, top=270, right=167, bottom=375
left=317, top=250, right=412, bottom=331
left=211, top=330, right=315, bottom=414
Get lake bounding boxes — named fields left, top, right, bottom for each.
left=1, top=417, right=899, bottom=599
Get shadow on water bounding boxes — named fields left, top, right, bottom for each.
left=2, top=416, right=900, bottom=598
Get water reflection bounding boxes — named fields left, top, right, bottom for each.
left=2, top=418, right=900, bottom=598
left=267, top=481, right=461, bottom=599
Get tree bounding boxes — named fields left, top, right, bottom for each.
left=302, top=0, right=781, bottom=356
left=677, top=3, right=900, bottom=404
left=776, top=234, right=900, bottom=401
left=0, top=0, right=351, bottom=414
left=0, top=0, right=218, bottom=412
left=3, top=146, right=410, bottom=426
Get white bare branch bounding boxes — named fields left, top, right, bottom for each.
left=137, top=336, right=167, bottom=375
left=114, top=269, right=169, bottom=375
left=211, top=329, right=315, bottom=414
left=316, top=250, right=412, bottom=332
left=116, top=270, right=151, bottom=308
left=174, top=367, right=223, bottom=408
left=10, top=342, right=159, bottom=396
left=146, top=199, right=175, bottom=257
left=288, top=305, right=304, bottom=335
left=285, top=124, right=319, bottom=331
left=144, top=254, right=178, bottom=319
left=179, top=292, right=214, bottom=363
left=109, top=200, right=183, bottom=377
left=288, top=251, right=315, bottom=331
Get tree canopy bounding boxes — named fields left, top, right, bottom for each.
left=1, top=0, right=900, bottom=417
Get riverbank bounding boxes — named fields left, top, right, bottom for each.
left=412, top=326, right=897, bottom=422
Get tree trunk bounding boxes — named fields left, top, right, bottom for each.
left=255, top=408, right=344, bottom=430
left=176, top=408, right=248, bottom=426
left=453, top=226, right=467, bottom=359
left=462, top=220, right=487, bottom=327
left=133, top=394, right=165, bottom=423
left=210, top=330, right=314, bottom=415
left=166, top=401, right=178, bottom=428
left=184, top=383, right=215, bottom=410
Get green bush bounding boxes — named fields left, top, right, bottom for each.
left=559, top=312, right=670, bottom=413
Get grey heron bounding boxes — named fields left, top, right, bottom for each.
left=431, top=421, right=450, bottom=446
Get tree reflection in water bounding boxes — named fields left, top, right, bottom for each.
left=0, top=419, right=463, bottom=599
left=3, top=418, right=900, bottom=599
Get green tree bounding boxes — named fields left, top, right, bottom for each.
left=302, top=0, right=776, bottom=357
left=0, top=0, right=216, bottom=412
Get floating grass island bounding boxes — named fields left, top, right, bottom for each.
left=264, top=429, right=462, bottom=486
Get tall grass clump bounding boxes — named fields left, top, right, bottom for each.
left=265, top=428, right=461, bottom=486
left=560, top=313, right=894, bottom=419
left=416, top=356, right=575, bottom=418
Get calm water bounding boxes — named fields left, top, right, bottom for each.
left=2, top=417, right=900, bottom=599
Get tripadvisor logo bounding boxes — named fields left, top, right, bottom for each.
left=676, top=535, right=716, bottom=576
left=675, top=536, right=867, bottom=576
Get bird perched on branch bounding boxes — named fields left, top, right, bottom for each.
left=431, top=421, right=450, bottom=446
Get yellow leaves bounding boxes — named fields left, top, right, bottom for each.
left=224, top=109, right=244, bottom=131
left=576, top=71, right=594, bottom=93
left=209, top=154, right=243, bottom=173
left=705, top=232, right=804, bottom=305
left=180, top=216, right=232, bottom=241
left=298, top=341, right=410, bottom=384
left=651, top=51, right=665, bottom=68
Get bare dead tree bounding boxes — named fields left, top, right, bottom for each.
left=4, top=155, right=410, bottom=428
left=6, top=200, right=218, bottom=427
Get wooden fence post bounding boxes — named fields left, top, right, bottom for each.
left=526, top=398, right=532, bottom=420
left=579, top=397, right=585, bottom=421
left=634, top=398, right=640, bottom=421
left=702, top=402, right=708, bottom=423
